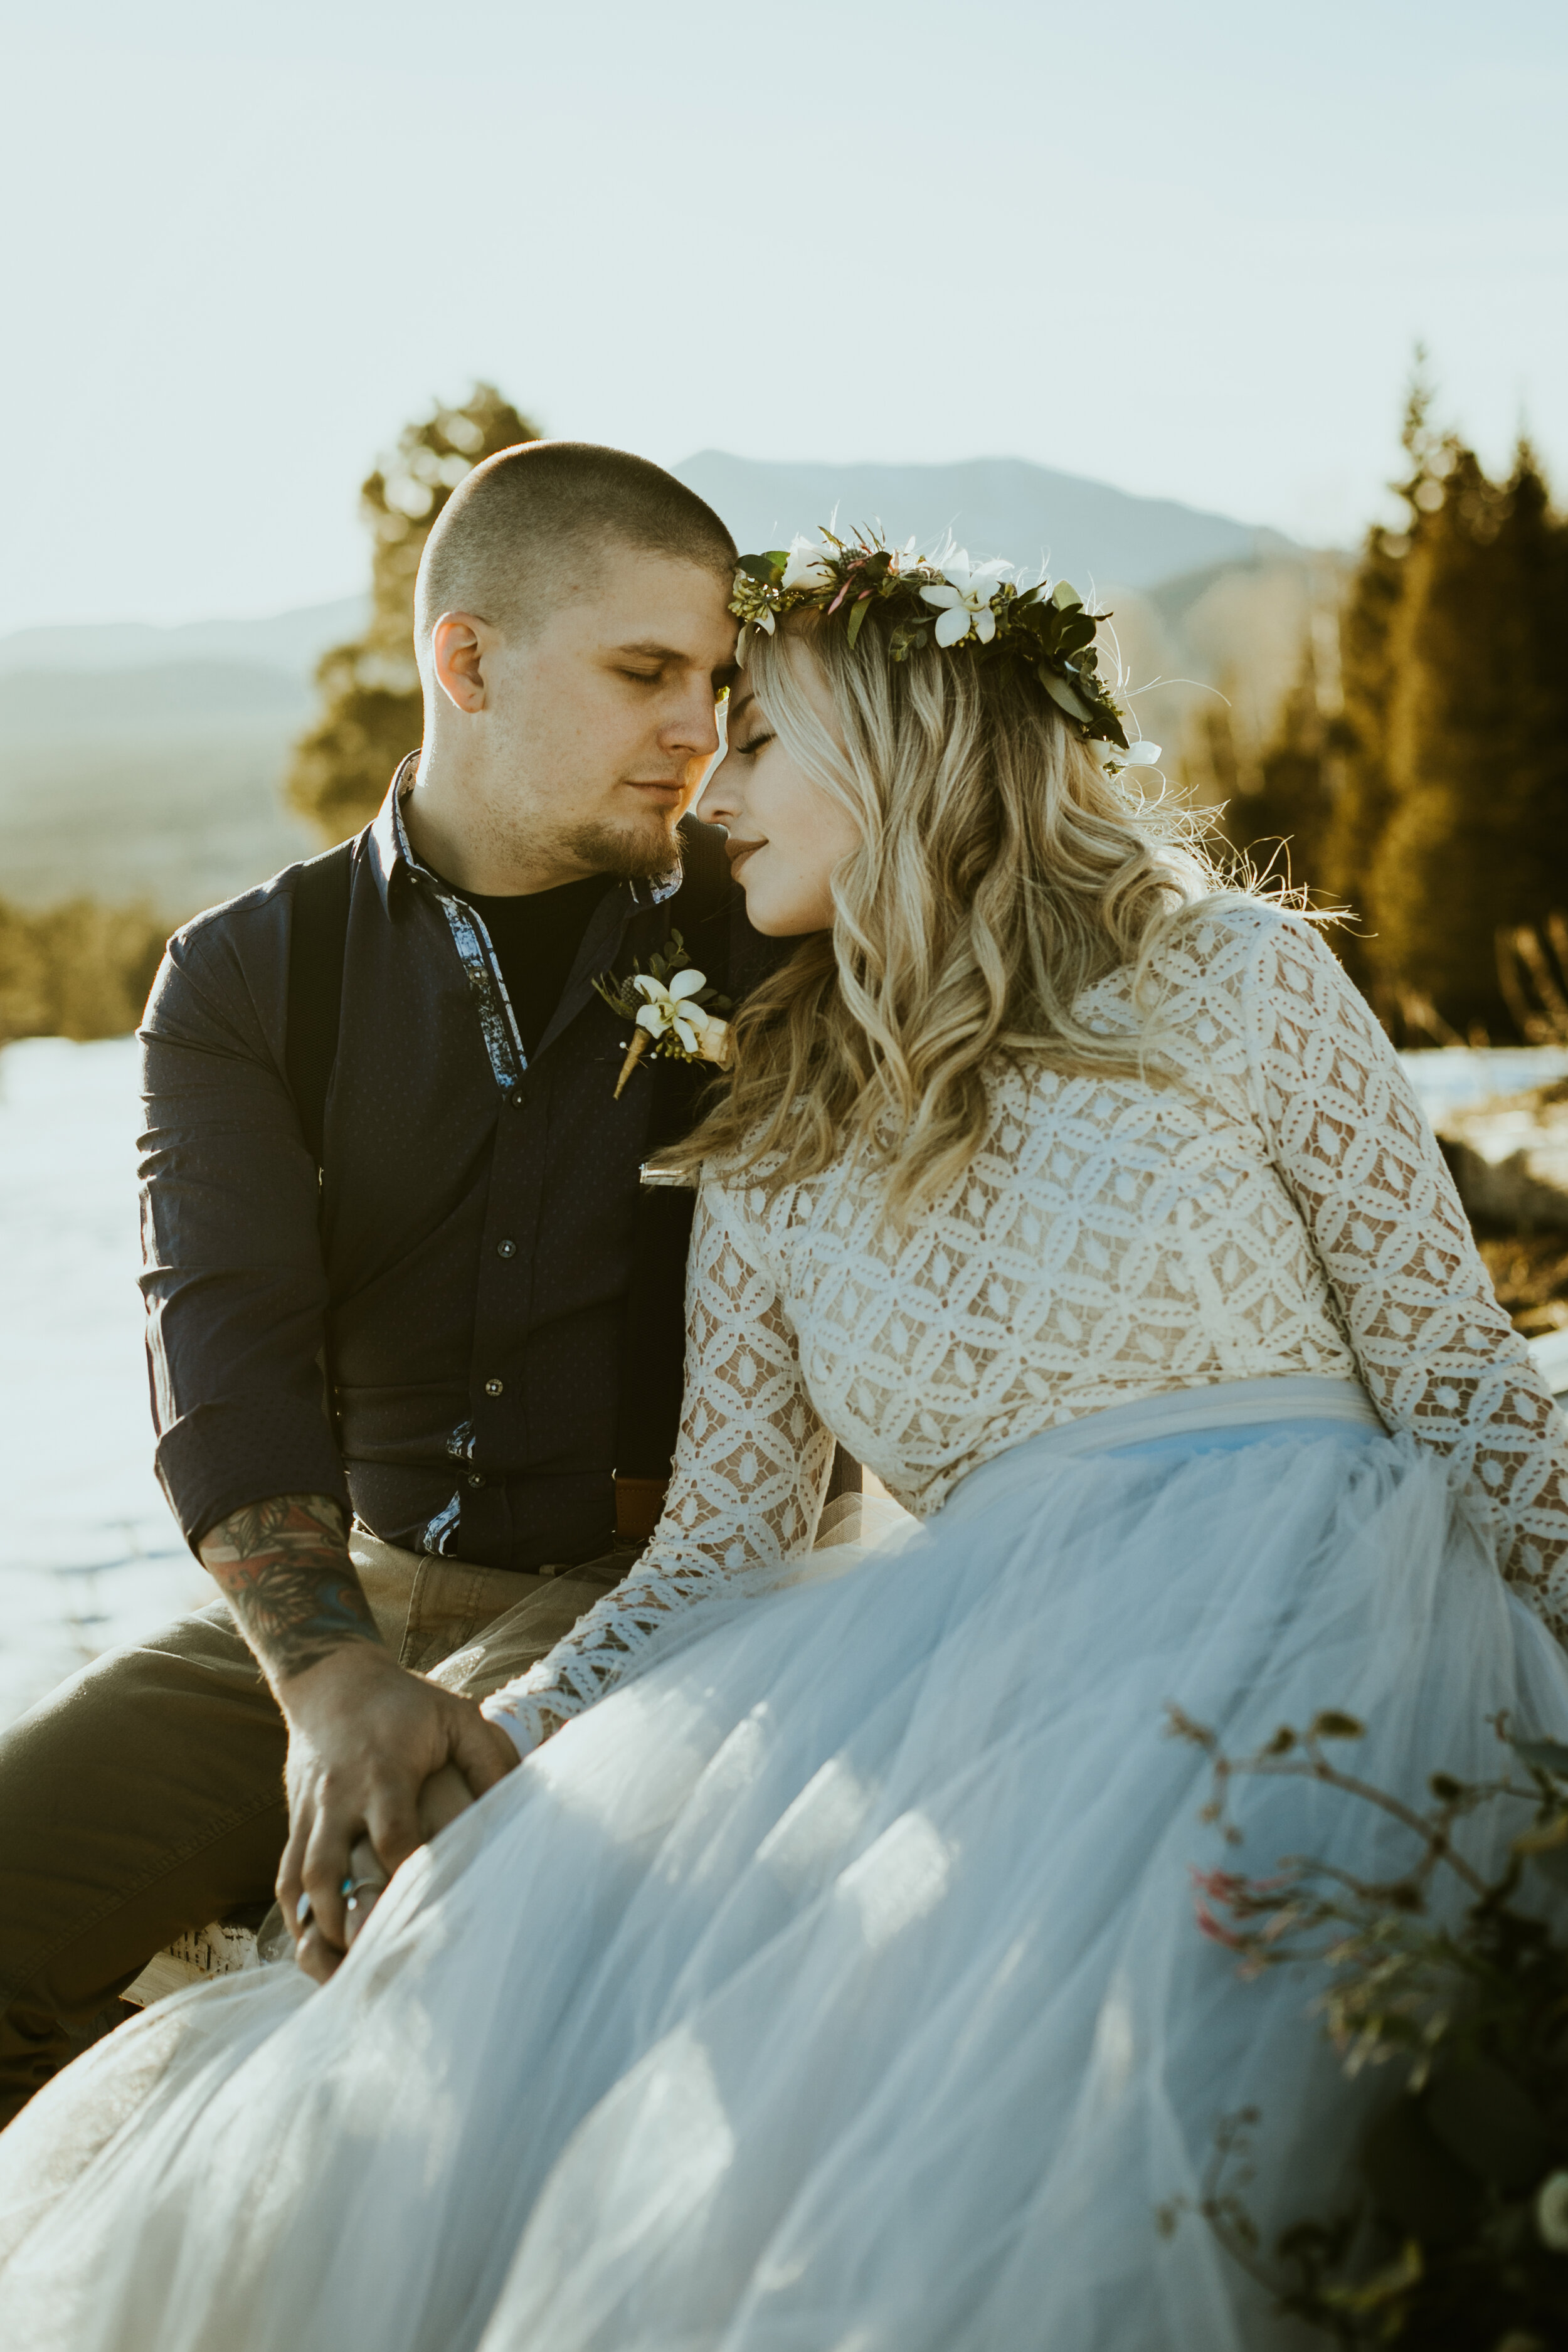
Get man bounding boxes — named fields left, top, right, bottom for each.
left=0, top=441, right=822, bottom=2110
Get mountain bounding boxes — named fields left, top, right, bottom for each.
left=0, top=603, right=368, bottom=913
left=1109, top=551, right=1353, bottom=800
left=672, top=454, right=1296, bottom=591
left=0, top=596, right=367, bottom=678
left=675, top=455, right=1334, bottom=803
left=0, top=464, right=1330, bottom=919
left=0, top=663, right=320, bottom=915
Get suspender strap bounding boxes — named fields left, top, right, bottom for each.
left=284, top=840, right=354, bottom=1165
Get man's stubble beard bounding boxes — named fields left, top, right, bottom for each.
left=555, top=805, right=685, bottom=885
left=465, top=781, right=682, bottom=888
left=475, top=711, right=687, bottom=886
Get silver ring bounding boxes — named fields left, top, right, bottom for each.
left=295, top=1893, right=314, bottom=1928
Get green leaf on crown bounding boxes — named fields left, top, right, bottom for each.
left=1041, top=672, right=1093, bottom=725
left=1054, top=613, right=1098, bottom=656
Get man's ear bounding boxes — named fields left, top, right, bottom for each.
left=432, top=613, right=489, bottom=713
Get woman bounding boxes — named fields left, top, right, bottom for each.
left=2, top=533, right=1565, bottom=2351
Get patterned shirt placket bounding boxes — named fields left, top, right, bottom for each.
left=389, top=778, right=682, bottom=1554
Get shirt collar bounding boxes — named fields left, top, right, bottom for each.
left=370, top=751, right=685, bottom=911
left=364, top=753, right=420, bottom=909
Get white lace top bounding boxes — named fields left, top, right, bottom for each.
left=484, top=901, right=1568, bottom=1754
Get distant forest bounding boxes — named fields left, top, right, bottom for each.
left=1221, top=374, right=1568, bottom=1046
left=3, top=374, right=1565, bottom=1050
left=0, top=899, right=166, bottom=1045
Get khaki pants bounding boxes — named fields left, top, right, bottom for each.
left=349, top=1528, right=635, bottom=1693
left=0, top=1534, right=632, bottom=2129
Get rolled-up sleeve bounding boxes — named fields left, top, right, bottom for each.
left=139, top=894, right=349, bottom=1550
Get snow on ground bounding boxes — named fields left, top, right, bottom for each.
left=0, top=1036, right=205, bottom=1729
left=3, top=1034, right=1565, bottom=1733
left=1400, top=1046, right=1568, bottom=1126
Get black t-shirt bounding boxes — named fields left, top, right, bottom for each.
left=454, top=871, right=619, bottom=1061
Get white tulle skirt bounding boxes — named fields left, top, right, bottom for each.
left=3, top=1378, right=1567, bottom=2352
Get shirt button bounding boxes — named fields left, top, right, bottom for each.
left=496, top=1238, right=517, bottom=1259
left=484, top=1378, right=504, bottom=1397
left=467, top=1472, right=485, bottom=1488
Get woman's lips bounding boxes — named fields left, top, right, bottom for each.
left=724, top=838, right=765, bottom=872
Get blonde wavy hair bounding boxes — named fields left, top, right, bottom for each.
left=666, top=604, right=1234, bottom=1215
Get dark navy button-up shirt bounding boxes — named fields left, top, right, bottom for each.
left=139, top=767, right=760, bottom=1572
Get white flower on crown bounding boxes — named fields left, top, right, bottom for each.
left=1096, top=738, right=1162, bottom=771
left=781, top=537, right=836, bottom=593
left=918, top=551, right=1014, bottom=647
left=632, top=967, right=715, bottom=1055
left=1538, top=2170, right=1568, bottom=2250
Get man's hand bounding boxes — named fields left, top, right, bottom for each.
left=199, top=1493, right=518, bottom=1982
left=279, top=1650, right=517, bottom=1981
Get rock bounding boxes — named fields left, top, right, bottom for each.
left=1437, top=1079, right=1568, bottom=1234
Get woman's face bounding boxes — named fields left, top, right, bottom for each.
left=697, top=644, right=862, bottom=935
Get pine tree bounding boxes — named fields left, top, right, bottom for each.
left=1221, top=635, right=1340, bottom=901
left=1218, top=373, right=1454, bottom=1000
left=1367, top=439, right=1568, bottom=1035
left=1237, top=365, right=1568, bottom=1036
left=286, top=384, right=542, bottom=842
left=1319, top=371, right=1451, bottom=1005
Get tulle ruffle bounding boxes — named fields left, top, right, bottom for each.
left=3, top=1416, right=1565, bottom=2351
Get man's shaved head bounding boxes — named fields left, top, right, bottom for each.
left=415, top=440, right=736, bottom=649
left=403, top=444, right=739, bottom=899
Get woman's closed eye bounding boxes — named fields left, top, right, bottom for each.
left=734, top=729, right=775, bottom=758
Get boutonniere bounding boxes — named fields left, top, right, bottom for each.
left=593, top=930, right=734, bottom=1100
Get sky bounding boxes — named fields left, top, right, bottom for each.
left=3, top=0, right=1565, bottom=636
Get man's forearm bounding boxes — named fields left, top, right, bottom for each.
left=199, top=1493, right=381, bottom=1687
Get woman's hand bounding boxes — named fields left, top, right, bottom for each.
left=294, top=1757, right=482, bottom=1981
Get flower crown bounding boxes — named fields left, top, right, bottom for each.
left=729, top=528, right=1158, bottom=770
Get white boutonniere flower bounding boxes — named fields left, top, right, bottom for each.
left=918, top=551, right=1013, bottom=648
left=593, top=933, right=734, bottom=1098
left=633, top=967, right=718, bottom=1054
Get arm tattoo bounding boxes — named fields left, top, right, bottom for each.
left=199, top=1493, right=381, bottom=1685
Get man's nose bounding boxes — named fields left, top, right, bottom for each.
left=662, top=682, right=723, bottom=759
left=696, top=745, right=737, bottom=825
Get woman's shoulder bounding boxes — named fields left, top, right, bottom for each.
left=1138, top=892, right=1347, bottom=1019
left=1156, top=887, right=1318, bottom=967
left=1064, top=891, right=1305, bottom=1016
left=1051, top=894, right=1353, bottom=1096
left=695, top=1136, right=811, bottom=1236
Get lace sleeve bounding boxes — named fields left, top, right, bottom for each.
left=1239, top=912, right=1568, bottom=1633
left=482, top=1179, right=835, bottom=1756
